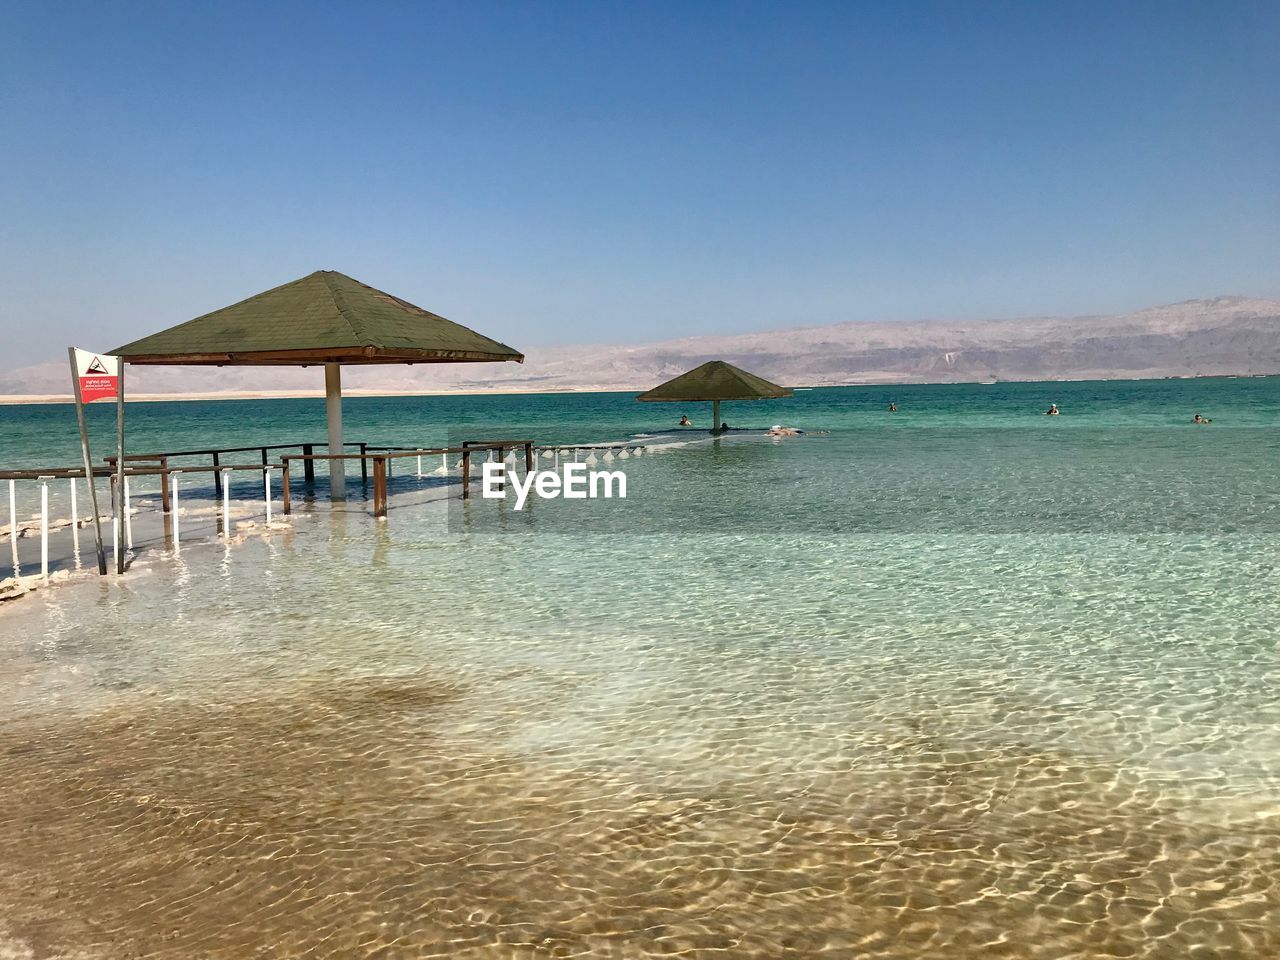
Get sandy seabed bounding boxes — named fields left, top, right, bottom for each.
left=0, top=664, right=1276, bottom=960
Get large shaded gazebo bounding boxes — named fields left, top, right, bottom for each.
left=112, top=270, right=523, bottom=497
left=637, top=360, right=792, bottom=434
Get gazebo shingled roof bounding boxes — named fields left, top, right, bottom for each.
left=637, top=360, right=792, bottom=402
left=112, top=270, right=523, bottom=365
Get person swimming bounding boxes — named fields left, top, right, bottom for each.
left=1045, top=404, right=1060, bottom=416
left=766, top=425, right=803, bottom=436
left=1193, top=413, right=1212, bottom=424
left=888, top=402, right=897, bottom=412
left=679, top=415, right=691, bottom=426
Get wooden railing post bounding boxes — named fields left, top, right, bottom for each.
left=372, top=456, right=388, bottom=517
left=282, top=462, right=292, bottom=515
left=524, top=442, right=534, bottom=472
left=302, top=444, right=315, bottom=485
left=212, top=451, right=222, bottom=498
left=461, top=449, right=471, bottom=499
left=159, top=456, right=171, bottom=513
left=360, top=443, right=369, bottom=484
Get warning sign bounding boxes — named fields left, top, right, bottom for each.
left=73, top=348, right=120, bottom=404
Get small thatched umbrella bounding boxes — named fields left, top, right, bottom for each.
left=637, top=360, right=792, bottom=434
left=113, top=270, right=523, bottom=498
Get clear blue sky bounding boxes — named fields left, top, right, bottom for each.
left=2, top=0, right=1277, bottom=367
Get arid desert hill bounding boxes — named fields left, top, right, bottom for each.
left=2, top=296, right=1278, bottom=399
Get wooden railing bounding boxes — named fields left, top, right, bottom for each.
left=279, top=440, right=534, bottom=518
left=104, top=441, right=375, bottom=501
left=9, top=436, right=542, bottom=536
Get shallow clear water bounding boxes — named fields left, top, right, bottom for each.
left=1, top=380, right=1278, bottom=958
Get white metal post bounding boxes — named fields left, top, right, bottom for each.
left=264, top=468, right=272, bottom=523
left=416, top=455, right=422, bottom=478
left=222, top=469, right=231, bottom=539
left=325, top=362, right=345, bottom=500
left=171, top=473, right=180, bottom=549
left=6, top=479, right=16, bottom=578
left=69, top=477, right=80, bottom=558
left=123, top=476, right=132, bottom=548
left=39, top=478, right=49, bottom=580
left=441, top=453, right=448, bottom=475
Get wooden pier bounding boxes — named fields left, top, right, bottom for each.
left=4, top=435, right=659, bottom=585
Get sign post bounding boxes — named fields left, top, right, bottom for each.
left=68, top=348, right=121, bottom=575
left=115, top=362, right=126, bottom=573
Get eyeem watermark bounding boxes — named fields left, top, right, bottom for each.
left=482, top=461, right=627, bottom=510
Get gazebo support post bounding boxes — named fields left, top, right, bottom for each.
left=325, top=362, right=345, bottom=500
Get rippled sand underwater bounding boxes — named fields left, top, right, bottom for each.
left=2, top=507, right=1279, bottom=957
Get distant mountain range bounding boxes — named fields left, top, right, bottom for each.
left=3, top=296, right=1278, bottom=400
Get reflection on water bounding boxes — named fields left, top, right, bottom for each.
left=1, top=483, right=1279, bottom=956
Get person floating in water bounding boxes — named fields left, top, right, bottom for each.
left=765, top=424, right=828, bottom=437
left=888, top=402, right=897, bottom=412
left=1045, top=403, right=1060, bottom=416
left=720, top=422, right=730, bottom=432
left=679, top=415, right=691, bottom=426
left=1193, top=413, right=1212, bottom=424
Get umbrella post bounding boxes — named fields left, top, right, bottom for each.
left=712, top=399, right=721, bottom=435
left=325, top=362, right=345, bottom=500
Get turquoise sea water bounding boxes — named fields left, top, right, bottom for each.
left=1, top=378, right=1278, bottom=959
left=5, top=377, right=1280, bottom=471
